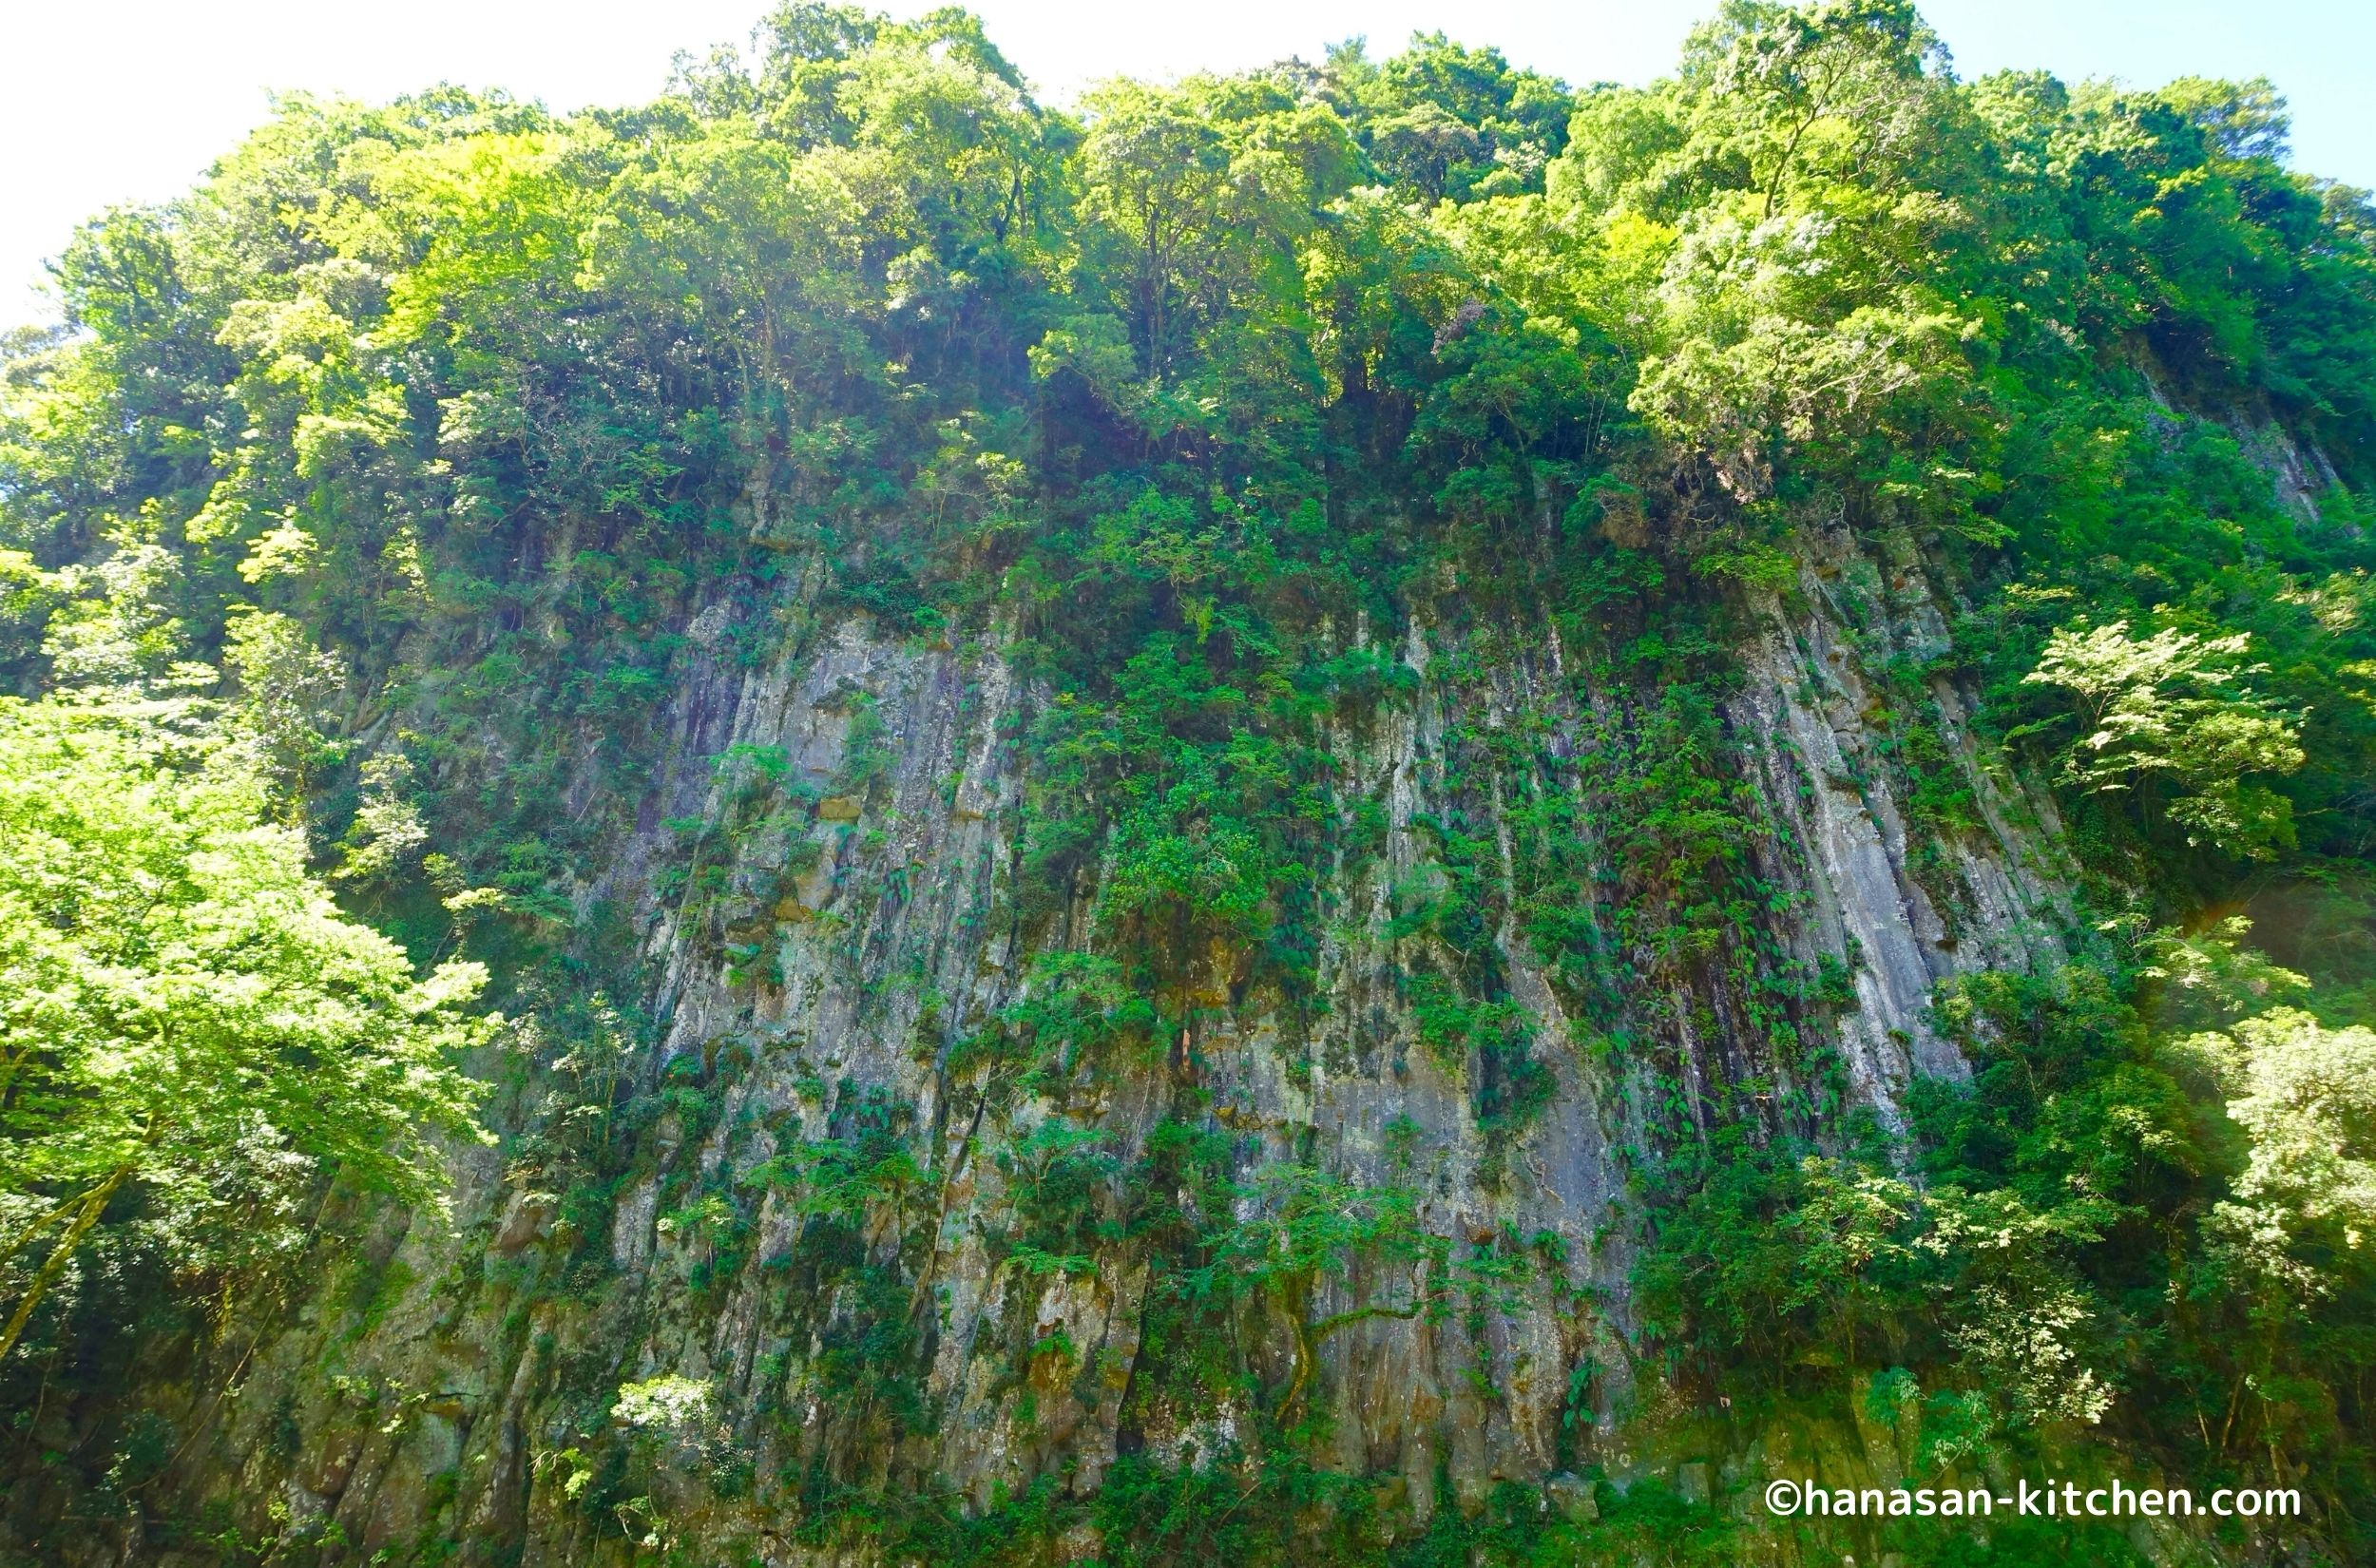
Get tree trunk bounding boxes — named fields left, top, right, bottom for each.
left=0, top=1166, right=130, bottom=1365
left=0, top=1191, right=86, bottom=1271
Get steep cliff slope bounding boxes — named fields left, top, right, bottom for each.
left=84, top=540, right=2066, bottom=1551
left=5, top=5, right=2376, bottom=1566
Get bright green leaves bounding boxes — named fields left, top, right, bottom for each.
left=350, top=128, right=588, bottom=358
left=1600, top=684, right=1767, bottom=968
left=1408, top=303, right=1631, bottom=524
left=1961, top=395, right=2375, bottom=875
left=1520, top=1, right=1986, bottom=513
left=2022, top=619, right=2305, bottom=859
left=1074, top=74, right=1356, bottom=385
left=1920, top=1184, right=2118, bottom=1443
left=1637, top=1125, right=2121, bottom=1448
left=1325, top=31, right=1574, bottom=203
left=221, top=606, right=347, bottom=819
left=1906, top=933, right=2376, bottom=1479
left=1211, top=1160, right=1428, bottom=1305
left=1103, top=803, right=1270, bottom=951
left=3, top=5, right=2374, bottom=1545
left=1129, top=1149, right=1464, bottom=1428
left=1089, top=488, right=1259, bottom=639
left=959, top=953, right=1161, bottom=1106
left=996, top=1119, right=1120, bottom=1270
left=1027, top=313, right=1139, bottom=415
left=2199, top=1008, right=2376, bottom=1289
left=746, top=1083, right=924, bottom=1226
left=820, top=21, right=1051, bottom=269
left=1406, top=974, right=1551, bottom=1140
left=735, top=1079, right=935, bottom=1450
left=1680, top=0, right=1951, bottom=220
left=1629, top=213, right=1976, bottom=502
left=583, top=126, right=867, bottom=361
left=1635, top=1130, right=1925, bottom=1373
left=0, top=694, right=489, bottom=1362
left=0, top=550, right=62, bottom=692
left=1017, top=620, right=1334, bottom=1016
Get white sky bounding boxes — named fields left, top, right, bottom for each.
left=3, top=0, right=2371, bottom=331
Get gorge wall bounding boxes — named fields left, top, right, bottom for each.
left=6, top=6, right=2373, bottom=1565
left=78, top=519, right=2096, bottom=1565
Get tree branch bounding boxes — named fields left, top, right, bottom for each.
left=0, top=1166, right=132, bottom=1365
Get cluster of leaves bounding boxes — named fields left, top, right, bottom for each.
left=1636, top=918, right=2376, bottom=1541
left=0, top=692, right=488, bottom=1371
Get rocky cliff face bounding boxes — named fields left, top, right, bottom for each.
left=8, top=12, right=2371, bottom=1558
left=63, top=507, right=2114, bottom=1567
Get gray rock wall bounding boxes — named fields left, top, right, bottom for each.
left=132, top=519, right=2088, bottom=1564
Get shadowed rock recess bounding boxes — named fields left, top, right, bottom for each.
left=5, top=3, right=2376, bottom=1565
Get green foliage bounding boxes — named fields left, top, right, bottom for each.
left=1635, top=923, right=2376, bottom=1535
left=2020, top=619, right=2305, bottom=858
left=0, top=693, right=489, bottom=1366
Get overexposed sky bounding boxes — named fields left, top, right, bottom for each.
left=3, top=0, right=2371, bottom=331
